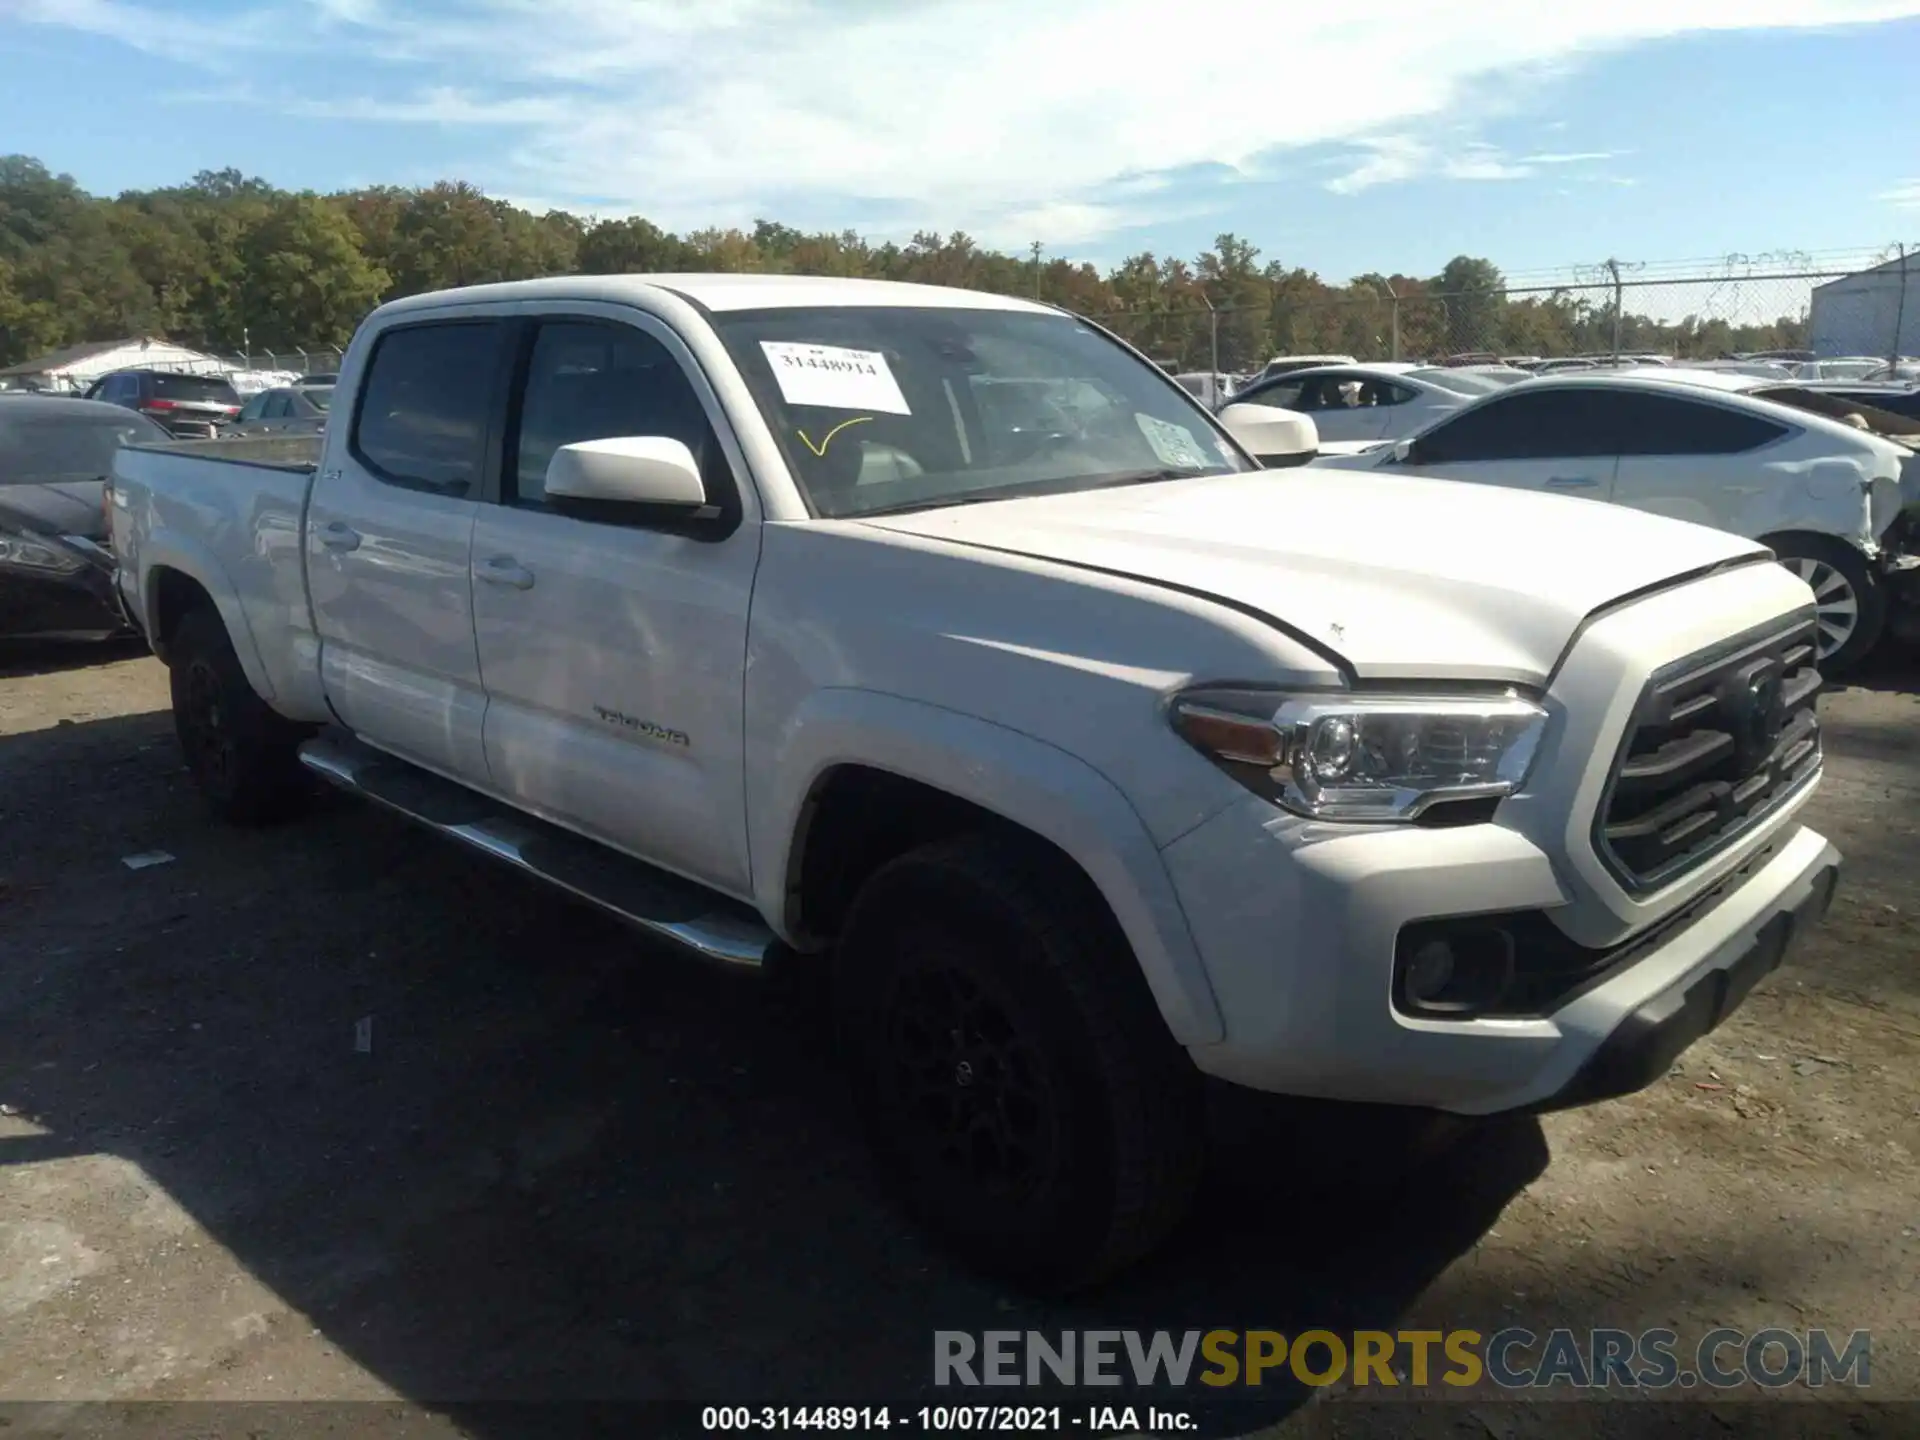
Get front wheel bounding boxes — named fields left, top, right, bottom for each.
left=1771, top=537, right=1885, bottom=676
left=169, top=606, right=313, bottom=825
left=834, top=835, right=1204, bottom=1293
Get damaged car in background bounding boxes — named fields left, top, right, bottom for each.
left=0, top=395, right=168, bottom=640
left=1310, top=368, right=1920, bottom=673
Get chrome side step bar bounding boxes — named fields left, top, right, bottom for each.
left=297, top=732, right=774, bottom=967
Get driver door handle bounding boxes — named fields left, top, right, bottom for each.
left=1546, top=475, right=1599, bottom=489
left=318, top=520, right=361, bottom=551
left=476, top=555, right=535, bottom=590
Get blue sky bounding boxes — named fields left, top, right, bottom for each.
left=4, top=0, right=1919, bottom=283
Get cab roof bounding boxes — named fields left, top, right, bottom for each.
left=376, top=272, right=1059, bottom=319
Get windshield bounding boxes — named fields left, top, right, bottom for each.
left=151, top=373, right=241, bottom=404
left=0, top=411, right=169, bottom=482
left=711, top=306, right=1251, bottom=517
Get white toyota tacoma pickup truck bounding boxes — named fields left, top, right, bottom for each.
left=109, top=274, right=1840, bottom=1291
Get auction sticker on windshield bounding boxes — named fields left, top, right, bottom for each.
left=762, top=342, right=911, bottom=415
left=1135, top=413, right=1213, bottom=470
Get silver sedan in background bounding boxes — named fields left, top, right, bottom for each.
left=1224, top=362, right=1520, bottom=442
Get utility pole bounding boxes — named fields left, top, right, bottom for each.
left=1030, top=241, right=1043, bottom=300
left=1198, top=292, right=1219, bottom=380
left=1604, top=258, right=1624, bottom=358
left=1890, top=241, right=1910, bottom=368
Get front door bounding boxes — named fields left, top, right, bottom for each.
left=470, top=312, right=761, bottom=897
left=306, top=317, right=507, bottom=782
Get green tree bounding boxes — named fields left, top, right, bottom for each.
left=1433, top=254, right=1506, bottom=355
left=238, top=194, right=388, bottom=349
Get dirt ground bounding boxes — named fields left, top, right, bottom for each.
left=0, top=639, right=1915, bottom=1439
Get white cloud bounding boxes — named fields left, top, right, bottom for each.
left=15, top=0, right=1920, bottom=241
left=1323, top=138, right=1614, bottom=193
left=1880, top=179, right=1920, bottom=209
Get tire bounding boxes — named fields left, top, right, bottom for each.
left=168, top=605, right=313, bottom=825
left=1771, top=536, right=1885, bottom=676
left=833, top=834, right=1204, bottom=1293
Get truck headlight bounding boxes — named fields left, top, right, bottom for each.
left=1171, top=688, right=1548, bottom=822
left=0, top=531, right=84, bottom=575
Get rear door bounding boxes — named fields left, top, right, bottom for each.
left=306, top=317, right=507, bottom=782
left=1607, top=391, right=1797, bottom=533
left=1393, top=387, right=1623, bottom=497
left=468, top=310, right=761, bottom=895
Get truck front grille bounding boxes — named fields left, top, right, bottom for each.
left=1596, top=612, right=1822, bottom=891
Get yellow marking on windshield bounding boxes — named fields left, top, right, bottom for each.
left=797, top=415, right=873, bottom=456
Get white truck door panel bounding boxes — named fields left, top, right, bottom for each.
left=307, top=318, right=504, bottom=782
left=472, top=315, right=759, bottom=896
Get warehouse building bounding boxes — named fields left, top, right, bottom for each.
left=1808, top=251, right=1919, bottom=360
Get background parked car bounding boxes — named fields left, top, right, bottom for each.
left=0, top=396, right=168, bottom=640
left=229, top=383, right=332, bottom=437
left=1251, top=352, right=1356, bottom=382
left=1792, top=357, right=1888, bottom=381
left=1227, top=362, right=1518, bottom=442
left=1171, top=372, right=1239, bottom=408
left=1310, top=369, right=1919, bottom=671
left=1785, top=381, right=1920, bottom=422
left=83, top=369, right=242, bottom=438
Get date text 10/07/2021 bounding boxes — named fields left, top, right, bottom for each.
left=701, top=1407, right=1195, bottom=1433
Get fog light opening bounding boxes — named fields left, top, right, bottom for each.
left=1399, top=925, right=1516, bottom=1017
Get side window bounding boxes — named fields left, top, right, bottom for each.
left=352, top=321, right=504, bottom=496
left=1241, top=378, right=1307, bottom=411
left=1414, top=390, right=1621, bottom=463
left=1362, top=380, right=1415, bottom=407
left=1608, top=392, right=1791, bottom=456
left=511, top=320, right=716, bottom=509
left=237, top=394, right=268, bottom=422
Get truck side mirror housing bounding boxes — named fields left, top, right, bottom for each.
left=544, top=436, right=708, bottom=509
left=1216, top=403, right=1320, bottom=468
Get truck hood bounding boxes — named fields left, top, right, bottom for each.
left=857, top=470, right=1768, bottom=685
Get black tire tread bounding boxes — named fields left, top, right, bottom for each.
left=169, top=605, right=313, bottom=825
left=838, top=832, right=1203, bottom=1291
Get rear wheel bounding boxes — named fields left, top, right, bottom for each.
left=1771, top=537, right=1884, bottom=676
left=169, top=606, right=313, bottom=824
left=834, top=835, right=1203, bottom=1293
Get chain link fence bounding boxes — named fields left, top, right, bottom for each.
left=1096, top=248, right=1919, bottom=378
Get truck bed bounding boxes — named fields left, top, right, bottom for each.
left=127, top=434, right=323, bottom=473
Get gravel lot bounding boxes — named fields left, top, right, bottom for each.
left=1, top=640, right=1916, bottom=1437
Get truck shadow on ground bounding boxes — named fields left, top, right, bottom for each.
left=0, top=711, right=1546, bottom=1435
left=0, top=636, right=148, bottom=681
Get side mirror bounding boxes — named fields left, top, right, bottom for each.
left=545, top=436, right=708, bottom=510
left=1216, top=402, right=1319, bottom=467
left=1391, top=438, right=1416, bottom=464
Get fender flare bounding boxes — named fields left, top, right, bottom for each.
left=138, top=534, right=278, bottom=703
left=751, top=687, right=1226, bottom=1046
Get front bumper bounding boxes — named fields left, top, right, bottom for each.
left=1165, top=801, right=1839, bottom=1115
left=1539, top=840, right=1838, bottom=1111
left=0, top=559, right=127, bottom=640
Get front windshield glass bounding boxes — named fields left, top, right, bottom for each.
left=0, top=411, right=169, bottom=482
left=710, top=305, right=1252, bottom=518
